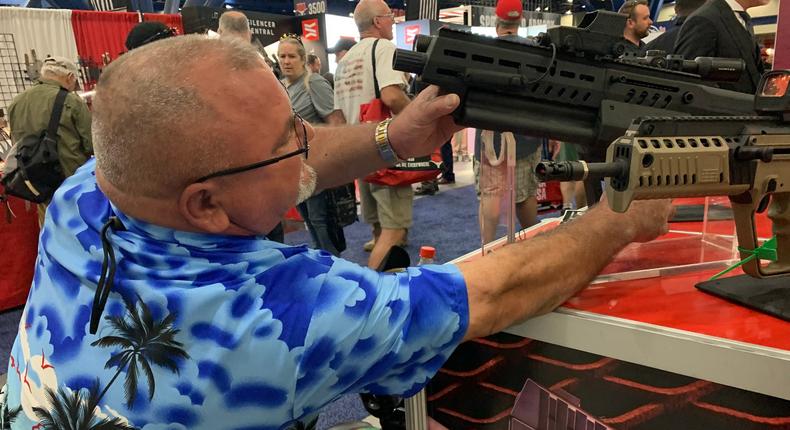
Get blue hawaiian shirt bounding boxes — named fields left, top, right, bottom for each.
left=2, top=159, right=469, bottom=429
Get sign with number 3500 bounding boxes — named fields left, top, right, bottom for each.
left=294, top=0, right=325, bottom=15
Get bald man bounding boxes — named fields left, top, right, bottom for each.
left=2, top=36, right=672, bottom=429
left=218, top=10, right=252, bottom=42
left=331, top=0, right=415, bottom=269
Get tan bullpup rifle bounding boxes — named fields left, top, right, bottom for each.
left=537, top=70, right=790, bottom=280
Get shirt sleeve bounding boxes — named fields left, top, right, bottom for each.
left=374, top=40, right=408, bottom=92
left=291, top=256, right=469, bottom=418
left=308, top=74, right=335, bottom=120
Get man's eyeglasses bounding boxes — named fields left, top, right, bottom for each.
left=195, top=112, right=309, bottom=183
left=376, top=13, right=395, bottom=20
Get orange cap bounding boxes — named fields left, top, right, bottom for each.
left=496, top=0, right=523, bottom=21
left=419, top=246, right=436, bottom=259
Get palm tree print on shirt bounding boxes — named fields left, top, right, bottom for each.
left=33, top=381, right=136, bottom=430
left=91, top=295, right=190, bottom=408
left=32, top=295, right=190, bottom=429
left=1, top=403, right=22, bottom=430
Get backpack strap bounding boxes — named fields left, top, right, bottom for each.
left=45, top=89, right=68, bottom=140
left=370, top=39, right=381, bottom=99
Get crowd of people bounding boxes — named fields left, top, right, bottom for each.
left=0, top=0, right=774, bottom=428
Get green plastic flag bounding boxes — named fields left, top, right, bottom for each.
left=709, top=236, right=777, bottom=281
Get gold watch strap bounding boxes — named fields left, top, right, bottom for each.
left=374, top=118, right=401, bottom=165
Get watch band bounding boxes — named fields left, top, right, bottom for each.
left=374, top=118, right=401, bottom=166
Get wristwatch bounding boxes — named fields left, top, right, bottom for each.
left=374, top=118, right=402, bottom=166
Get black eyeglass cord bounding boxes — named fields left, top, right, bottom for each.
left=89, top=216, right=126, bottom=335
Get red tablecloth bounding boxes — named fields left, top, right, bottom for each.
left=465, top=198, right=790, bottom=351
left=0, top=188, right=38, bottom=311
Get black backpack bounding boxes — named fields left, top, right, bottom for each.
left=1, top=89, right=68, bottom=203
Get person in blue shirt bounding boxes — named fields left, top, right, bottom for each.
left=0, top=35, right=673, bottom=429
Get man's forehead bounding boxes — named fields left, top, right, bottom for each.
left=195, top=63, right=291, bottom=136
left=199, top=61, right=281, bottom=102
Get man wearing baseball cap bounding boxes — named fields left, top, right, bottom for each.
left=328, top=38, right=357, bottom=63
left=474, top=0, right=545, bottom=244
left=7, top=56, right=93, bottom=224
left=323, top=39, right=357, bottom=88
left=125, top=21, right=176, bottom=51
left=496, top=0, right=524, bottom=22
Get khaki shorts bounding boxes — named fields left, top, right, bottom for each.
left=359, top=181, right=414, bottom=230
left=473, top=148, right=541, bottom=203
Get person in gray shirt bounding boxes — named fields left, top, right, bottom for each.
left=279, top=36, right=346, bottom=255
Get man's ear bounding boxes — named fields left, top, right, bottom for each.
left=179, top=183, right=232, bottom=234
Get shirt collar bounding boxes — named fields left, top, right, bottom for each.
left=38, top=78, right=67, bottom=89
left=725, top=0, right=745, bottom=13
left=108, top=200, right=271, bottom=249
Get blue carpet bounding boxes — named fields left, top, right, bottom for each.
left=0, top=307, right=23, bottom=375
left=286, top=184, right=557, bottom=266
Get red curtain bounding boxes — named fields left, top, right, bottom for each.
left=71, top=10, right=140, bottom=65
left=0, top=185, right=39, bottom=311
left=143, top=13, right=184, bottom=35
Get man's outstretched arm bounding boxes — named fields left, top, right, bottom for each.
left=458, top=198, right=674, bottom=341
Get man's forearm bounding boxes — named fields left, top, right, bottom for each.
left=308, top=124, right=388, bottom=190
left=303, top=85, right=461, bottom=191
left=381, top=85, right=411, bottom=115
left=325, top=110, right=346, bottom=126
left=388, top=94, right=410, bottom=115
left=458, top=205, right=636, bottom=340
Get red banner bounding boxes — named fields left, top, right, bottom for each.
left=0, top=182, right=38, bottom=311
left=301, top=18, right=319, bottom=41
left=405, top=24, right=420, bottom=45
left=71, top=10, right=139, bottom=64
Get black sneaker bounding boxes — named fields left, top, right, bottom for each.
left=415, top=187, right=437, bottom=196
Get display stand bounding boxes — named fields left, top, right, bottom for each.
left=416, top=198, right=790, bottom=428
left=594, top=197, right=740, bottom=284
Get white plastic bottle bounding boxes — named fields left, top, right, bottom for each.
left=406, top=246, right=436, bottom=430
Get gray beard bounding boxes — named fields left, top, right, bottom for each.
left=296, top=162, right=317, bottom=204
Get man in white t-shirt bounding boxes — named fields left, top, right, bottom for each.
left=330, top=0, right=413, bottom=269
